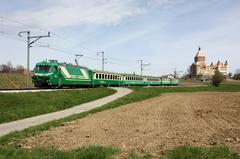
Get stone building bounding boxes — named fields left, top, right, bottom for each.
left=190, top=47, right=228, bottom=78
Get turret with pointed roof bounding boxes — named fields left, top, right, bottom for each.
left=194, top=46, right=205, bottom=63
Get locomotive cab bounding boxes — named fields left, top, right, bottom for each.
left=32, top=60, right=60, bottom=87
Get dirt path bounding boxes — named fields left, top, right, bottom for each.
left=23, top=92, right=240, bottom=156
left=0, top=87, right=132, bottom=137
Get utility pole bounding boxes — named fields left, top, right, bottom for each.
left=75, top=54, right=83, bottom=66
left=97, top=51, right=107, bottom=71
left=137, top=60, right=151, bottom=76
left=174, top=68, right=177, bottom=78
left=18, top=31, right=50, bottom=88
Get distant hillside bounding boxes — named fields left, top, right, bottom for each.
left=0, top=73, right=34, bottom=89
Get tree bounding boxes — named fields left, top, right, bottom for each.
left=212, top=70, right=224, bottom=87
left=6, top=61, right=12, bottom=73
left=233, top=73, right=240, bottom=80
left=228, top=72, right=232, bottom=79
left=16, top=65, right=25, bottom=74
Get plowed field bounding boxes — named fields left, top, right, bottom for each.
left=23, top=92, right=240, bottom=156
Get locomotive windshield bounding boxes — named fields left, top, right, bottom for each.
left=34, top=65, right=52, bottom=73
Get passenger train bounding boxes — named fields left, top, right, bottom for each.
left=32, top=60, right=179, bottom=88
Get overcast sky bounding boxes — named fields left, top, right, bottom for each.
left=0, top=0, right=239, bottom=76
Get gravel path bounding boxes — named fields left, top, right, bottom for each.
left=0, top=87, right=132, bottom=137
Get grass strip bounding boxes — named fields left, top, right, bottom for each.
left=0, top=88, right=116, bottom=123
left=162, top=145, right=240, bottom=159
left=0, top=145, right=119, bottom=159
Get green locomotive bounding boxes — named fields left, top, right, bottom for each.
left=32, top=60, right=179, bottom=88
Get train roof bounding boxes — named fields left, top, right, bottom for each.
left=36, top=60, right=90, bottom=70
left=93, top=69, right=160, bottom=78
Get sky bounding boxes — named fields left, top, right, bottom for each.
left=0, top=0, right=239, bottom=76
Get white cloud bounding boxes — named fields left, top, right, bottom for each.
left=6, top=0, right=178, bottom=29
left=9, top=0, right=144, bottom=28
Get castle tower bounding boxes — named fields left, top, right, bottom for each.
left=194, top=47, right=205, bottom=63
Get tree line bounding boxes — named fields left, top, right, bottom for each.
left=233, top=73, right=240, bottom=80
left=0, top=61, right=25, bottom=74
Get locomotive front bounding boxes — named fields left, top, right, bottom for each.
left=32, top=60, right=59, bottom=87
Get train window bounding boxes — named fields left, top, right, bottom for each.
left=96, top=74, right=98, bottom=79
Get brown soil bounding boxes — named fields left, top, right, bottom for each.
left=22, top=92, right=240, bottom=156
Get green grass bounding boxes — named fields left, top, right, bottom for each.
left=0, top=88, right=116, bottom=123
left=124, top=145, right=240, bottom=159
left=163, top=145, right=240, bottom=159
left=0, top=73, right=34, bottom=89
left=0, top=84, right=240, bottom=159
left=0, top=146, right=119, bottom=159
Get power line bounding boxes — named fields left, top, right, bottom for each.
left=0, top=16, right=97, bottom=54
left=0, top=31, right=27, bottom=42
left=0, top=16, right=156, bottom=74
left=0, top=16, right=48, bottom=33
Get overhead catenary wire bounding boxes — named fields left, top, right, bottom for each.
left=0, top=16, right=131, bottom=61
left=0, top=15, right=155, bottom=74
